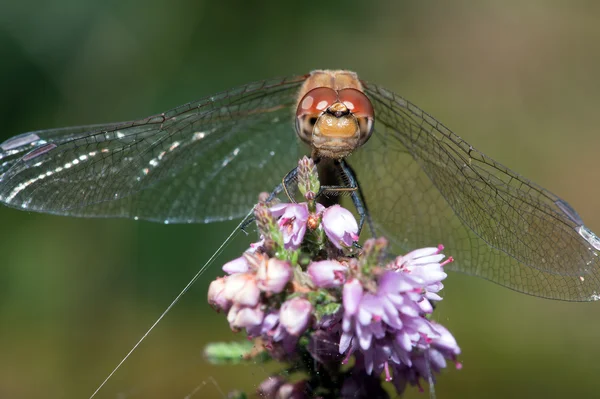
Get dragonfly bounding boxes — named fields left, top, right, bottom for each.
left=1, top=69, right=599, bottom=302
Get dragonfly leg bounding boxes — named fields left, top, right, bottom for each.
left=240, top=162, right=376, bottom=241
left=240, top=216, right=256, bottom=234
left=313, top=160, right=375, bottom=238
left=240, top=167, right=299, bottom=233
left=278, top=167, right=299, bottom=203
left=339, top=160, right=376, bottom=238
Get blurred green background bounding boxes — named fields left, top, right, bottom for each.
left=2, top=1, right=600, bottom=398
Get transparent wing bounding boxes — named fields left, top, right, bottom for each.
left=351, top=81, right=600, bottom=301
left=0, top=75, right=308, bottom=223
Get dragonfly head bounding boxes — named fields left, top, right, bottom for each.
left=295, top=86, right=374, bottom=159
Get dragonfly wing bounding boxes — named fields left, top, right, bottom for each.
left=0, top=75, right=308, bottom=223
left=352, top=81, right=600, bottom=301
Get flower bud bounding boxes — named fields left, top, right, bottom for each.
left=222, top=255, right=250, bottom=274
left=255, top=202, right=275, bottom=238
left=307, top=260, right=348, bottom=288
left=227, top=304, right=264, bottom=329
left=223, top=273, right=260, bottom=307
left=207, top=277, right=231, bottom=312
left=276, top=380, right=310, bottom=399
left=322, top=205, right=359, bottom=249
left=257, top=376, right=285, bottom=398
left=342, top=279, right=363, bottom=316
left=274, top=203, right=309, bottom=250
left=257, top=258, right=293, bottom=293
left=297, top=156, right=319, bottom=197
left=280, top=297, right=312, bottom=336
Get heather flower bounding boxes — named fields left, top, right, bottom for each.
left=257, top=258, right=293, bottom=293
left=307, top=260, right=348, bottom=288
left=227, top=303, right=264, bottom=330
left=340, top=256, right=448, bottom=377
left=249, top=238, right=265, bottom=252
left=222, top=255, right=250, bottom=274
left=322, top=205, right=359, bottom=249
left=246, top=310, right=280, bottom=339
left=297, top=156, right=320, bottom=198
left=254, top=202, right=276, bottom=234
left=269, top=202, right=291, bottom=218
left=390, top=244, right=452, bottom=312
left=207, top=277, right=230, bottom=312
left=274, top=380, right=310, bottom=399
left=280, top=297, right=312, bottom=336
left=257, top=376, right=285, bottom=398
left=392, top=322, right=461, bottom=394
left=392, top=245, right=449, bottom=284
left=223, top=273, right=260, bottom=307
left=429, top=322, right=461, bottom=362
left=270, top=203, right=309, bottom=250
left=206, top=157, right=460, bottom=398
left=245, top=309, right=299, bottom=356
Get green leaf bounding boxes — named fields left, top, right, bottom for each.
left=315, top=302, right=341, bottom=321
left=204, top=341, right=270, bottom=365
left=227, top=390, right=248, bottom=399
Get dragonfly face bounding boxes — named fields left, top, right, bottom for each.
left=295, top=70, right=374, bottom=159
left=1, top=70, right=599, bottom=301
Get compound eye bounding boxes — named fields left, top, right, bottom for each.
left=296, top=87, right=338, bottom=117
left=338, top=88, right=374, bottom=119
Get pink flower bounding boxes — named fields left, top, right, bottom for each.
left=205, top=157, right=462, bottom=398
left=222, top=255, right=250, bottom=274
left=245, top=309, right=300, bottom=356
left=342, top=278, right=363, bottom=316
left=340, top=270, right=442, bottom=375
left=272, top=203, right=310, bottom=250
left=429, top=322, right=461, bottom=363
left=390, top=244, right=451, bottom=311
left=280, top=297, right=312, bottom=336
left=269, top=202, right=290, bottom=218
left=227, top=304, right=264, bottom=330
left=322, top=205, right=359, bottom=249
left=257, top=258, right=293, bottom=293
left=275, top=380, right=310, bottom=399
left=223, top=273, right=260, bottom=307
left=392, top=322, right=461, bottom=395
left=308, top=260, right=348, bottom=288
left=246, top=310, right=280, bottom=338
left=207, top=277, right=230, bottom=312
left=257, top=376, right=285, bottom=398
left=393, top=245, right=448, bottom=285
